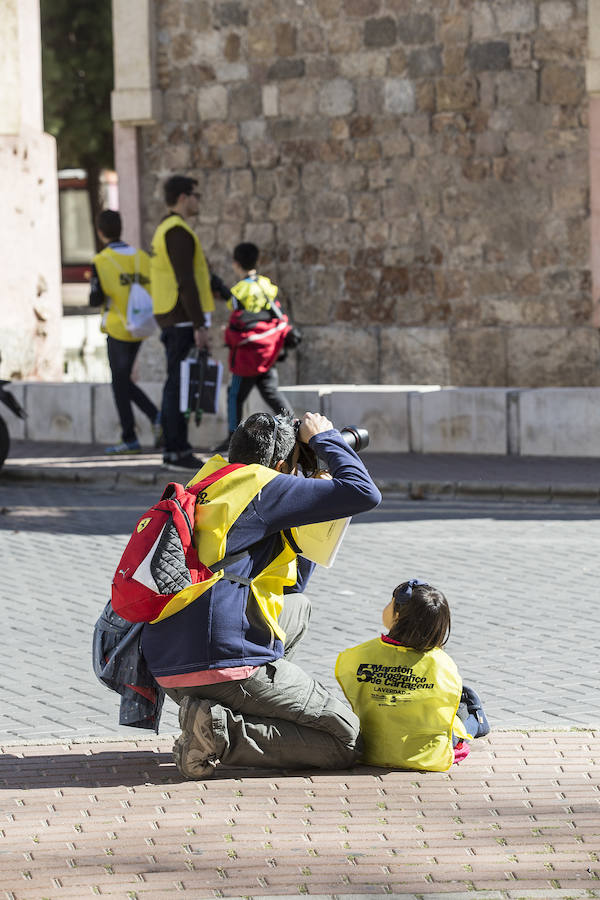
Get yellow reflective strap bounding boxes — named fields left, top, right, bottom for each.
left=149, top=571, right=223, bottom=623
left=189, top=457, right=279, bottom=567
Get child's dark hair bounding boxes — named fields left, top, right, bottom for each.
left=96, top=209, right=121, bottom=241
left=388, top=581, right=451, bottom=652
left=233, top=242, right=259, bottom=271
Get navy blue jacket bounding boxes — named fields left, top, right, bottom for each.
left=141, top=430, right=381, bottom=679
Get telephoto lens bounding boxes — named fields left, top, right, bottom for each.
left=340, top=426, right=369, bottom=453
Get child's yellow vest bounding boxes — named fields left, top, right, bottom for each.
left=229, top=275, right=278, bottom=312
left=336, top=638, right=467, bottom=772
left=150, top=214, right=214, bottom=316
left=93, top=247, right=150, bottom=342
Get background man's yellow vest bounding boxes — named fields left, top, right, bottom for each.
left=150, top=215, right=214, bottom=316
left=336, top=639, right=467, bottom=772
left=93, top=247, right=150, bottom=342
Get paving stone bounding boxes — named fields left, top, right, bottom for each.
left=1, top=734, right=599, bottom=896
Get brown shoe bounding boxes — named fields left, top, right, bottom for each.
left=174, top=697, right=219, bottom=779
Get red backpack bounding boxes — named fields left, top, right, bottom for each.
left=111, top=464, right=245, bottom=623
left=225, top=307, right=291, bottom=376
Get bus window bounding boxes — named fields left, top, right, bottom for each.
left=59, top=168, right=118, bottom=310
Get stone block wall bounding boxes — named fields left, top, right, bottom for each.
left=136, top=0, right=597, bottom=387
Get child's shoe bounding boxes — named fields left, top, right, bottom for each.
left=461, top=685, right=490, bottom=738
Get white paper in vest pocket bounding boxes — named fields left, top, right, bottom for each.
left=291, top=517, right=351, bottom=568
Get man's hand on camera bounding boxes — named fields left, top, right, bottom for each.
left=297, top=412, right=334, bottom=443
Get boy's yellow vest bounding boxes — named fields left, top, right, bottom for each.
left=336, top=638, right=468, bottom=772
left=151, top=456, right=298, bottom=643
left=230, top=275, right=278, bottom=312
left=93, top=247, right=150, bottom=342
left=150, top=214, right=214, bottom=316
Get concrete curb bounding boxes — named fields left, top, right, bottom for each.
left=2, top=464, right=600, bottom=502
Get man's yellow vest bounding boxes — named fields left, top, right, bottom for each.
left=93, top=247, right=151, bottom=342
left=150, top=214, right=214, bottom=316
left=150, top=456, right=298, bottom=643
left=229, top=275, right=278, bottom=312
left=336, top=638, right=468, bottom=772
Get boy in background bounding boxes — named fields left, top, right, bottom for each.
left=217, top=242, right=293, bottom=453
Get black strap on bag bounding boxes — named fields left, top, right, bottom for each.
left=211, top=549, right=252, bottom=586
left=254, top=279, right=303, bottom=350
left=190, top=348, right=208, bottom=426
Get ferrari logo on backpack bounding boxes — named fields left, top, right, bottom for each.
left=137, top=517, right=152, bottom=533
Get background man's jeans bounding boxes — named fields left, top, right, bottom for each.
left=107, top=336, right=158, bottom=444
left=165, top=594, right=362, bottom=771
left=160, top=325, right=194, bottom=455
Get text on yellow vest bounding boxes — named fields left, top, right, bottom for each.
left=336, top=639, right=468, bottom=772
left=93, top=246, right=151, bottom=342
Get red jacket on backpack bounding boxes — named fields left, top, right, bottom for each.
left=225, top=306, right=291, bottom=376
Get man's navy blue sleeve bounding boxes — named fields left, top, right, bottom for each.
left=253, top=429, right=381, bottom=535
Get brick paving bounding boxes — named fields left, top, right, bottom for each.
left=1, top=453, right=600, bottom=897
left=1, top=732, right=599, bottom=899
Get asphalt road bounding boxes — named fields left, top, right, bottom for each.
left=1, top=482, right=599, bottom=744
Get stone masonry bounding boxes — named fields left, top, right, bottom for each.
left=134, top=0, right=597, bottom=387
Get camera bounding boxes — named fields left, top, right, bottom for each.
left=291, top=420, right=369, bottom=477
left=291, top=419, right=369, bottom=454
left=340, top=426, right=370, bottom=453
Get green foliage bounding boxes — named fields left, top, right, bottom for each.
left=40, top=0, right=114, bottom=172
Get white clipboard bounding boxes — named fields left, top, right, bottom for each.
left=291, top=517, right=351, bottom=568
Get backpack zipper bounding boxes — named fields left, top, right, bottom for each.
left=172, top=498, right=194, bottom=540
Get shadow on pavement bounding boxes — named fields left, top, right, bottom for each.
left=1, top=483, right=599, bottom=538
left=0, top=748, right=381, bottom=790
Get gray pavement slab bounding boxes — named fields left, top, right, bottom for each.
left=1, top=480, right=600, bottom=899
left=0, top=483, right=599, bottom=743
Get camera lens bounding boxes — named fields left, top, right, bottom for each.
left=340, top=426, right=369, bottom=453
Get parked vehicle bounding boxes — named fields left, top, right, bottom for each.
left=0, top=381, right=26, bottom=471
left=59, top=168, right=118, bottom=310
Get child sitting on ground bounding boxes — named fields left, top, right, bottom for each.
left=335, top=578, right=489, bottom=772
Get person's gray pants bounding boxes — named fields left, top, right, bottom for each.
left=164, top=594, right=362, bottom=771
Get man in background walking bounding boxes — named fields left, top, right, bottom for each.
left=150, top=175, right=214, bottom=471
left=90, top=209, right=160, bottom=454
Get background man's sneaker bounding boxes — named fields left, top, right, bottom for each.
left=173, top=697, right=219, bottom=779
left=105, top=440, right=141, bottom=455
left=162, top=451, right=206, bottom=471
left=211, top=435, right=232, bottom=455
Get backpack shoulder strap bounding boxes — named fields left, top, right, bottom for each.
left=187, top=463, right=246, bottom=495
